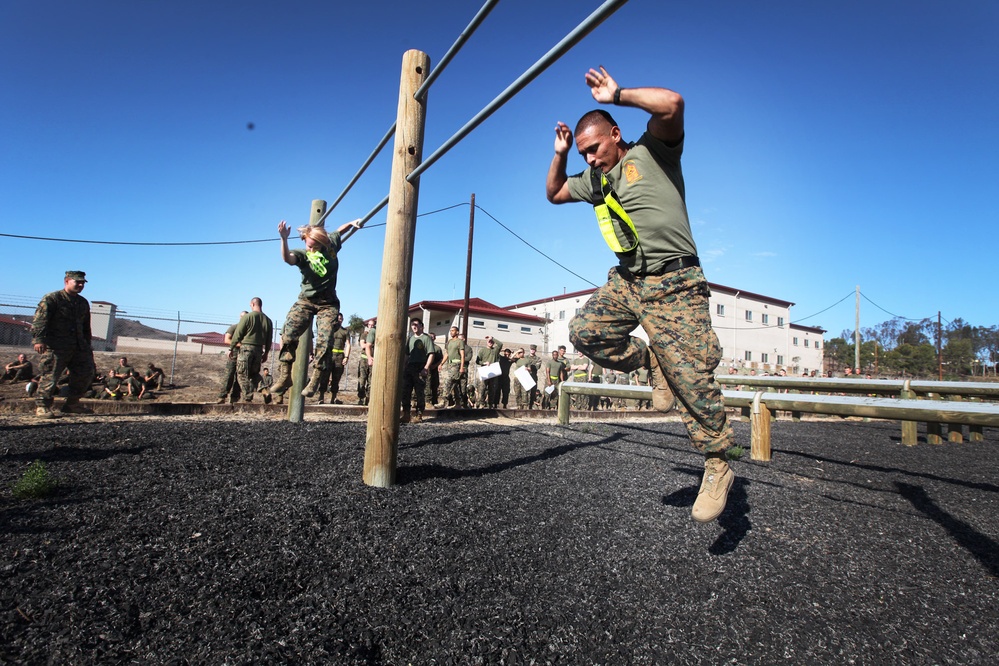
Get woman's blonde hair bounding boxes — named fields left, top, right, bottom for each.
left=298, top=224, right=332, bottom=249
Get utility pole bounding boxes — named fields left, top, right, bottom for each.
left=462, top=193, right=474, bottom=341
left=854, top=285, right=861, bottom=372
left=937, top=311, right=943, bottom=380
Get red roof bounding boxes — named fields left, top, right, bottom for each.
left=409, top=299, right=547, bottom=324
left=0, top=315, right=30, bottom=328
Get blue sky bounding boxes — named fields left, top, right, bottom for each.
left=2, top=0, right=997, bottom=340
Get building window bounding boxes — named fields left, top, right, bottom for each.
left=762, top=314, right=769, bottom=325
left=543, top=311, right=549, bottom=320
left=559, top=311, right=565, bottom=320
left=716, top=304, right=725, bottom=316
left=761, top=353, right=769, bottom=363
left=804, top=340, right=810, bottom=348
left=575, top=308, right=581, bottom=316
left=497, top=323, right=509, bottom=331
left=520, top=326, right=531, bottom=333
left=777, top=355, right=784, bottom=365
left=745, top=310, right=753, bottom=322
left=793, top=337, right=799, bottom=346
left=777, top=316, right=785, bottom=328
left=472, top=319, right=485, bottom=328
left=815, top=341, right=821, bottom=350
left=744, top=351, right=752, bottom=361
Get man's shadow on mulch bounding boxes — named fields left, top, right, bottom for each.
left=896, top=482, right=999, bottom=577
left=662, top=468, right=751, bottom=556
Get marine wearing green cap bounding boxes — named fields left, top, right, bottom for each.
left=32, top=270, right=96, bottom=418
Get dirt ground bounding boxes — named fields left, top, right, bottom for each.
left=0, top=346, right=362, bottom=406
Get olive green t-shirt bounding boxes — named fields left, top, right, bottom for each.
left=566, top=132, right=697, bottom=274
left=290, top=230, right=343, bottom=301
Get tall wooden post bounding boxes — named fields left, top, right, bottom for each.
left=364, top=50, right=430, bottom=488
left=287, top=199, right=324, bottom=422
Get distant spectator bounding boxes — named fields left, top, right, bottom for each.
left=145, top=363, right=165, bottom=390
left=259, top=367, right=274, bottom=404
left=215, top=312, right=247, bottom=404
left=123, top=370, right=146, bottom=400
left=114, top=356, right=134, bottom=380
left=1, top=353, right=33, bottom=383
left=100, top=367, right=123, bottom=400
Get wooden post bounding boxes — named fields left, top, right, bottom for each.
left=900, top=381, right=917, bottom=446
left=363, top=50, right=430, bottom=488
left=925, top=392, right=942, bottom=444
left=969, top=396, right=984, bottom=442
left=947, top=394, right=964, bottom=443
left=557, top=383, right=571, bottom=425
left=750, top=392, right=771, bottom=461
left=287, top=199, right=324, bottom=423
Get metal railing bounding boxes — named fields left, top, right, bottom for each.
left=557, top=379, right=999, bottom=461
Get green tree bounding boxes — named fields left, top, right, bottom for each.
left=347, top=314, right=365, bottom=339
left=823, top=337, right=853, bottom=371
left=883, top=343, right=937, bottom=377
left=942, top=338, right=974, bottom=377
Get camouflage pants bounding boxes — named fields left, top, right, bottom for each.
left=36, top=346, right=95, bottom=406
left=325, top=353, right=346, bottom=401
left=510, top=371, right=526, bottom=408
left=424, top=367, right=440, bottom=405
left=279, top=298, right=340, bottom=365
left=401, top=364, right=426, bottom=414
left=569, top=266, right=733, bottom=454
left=235, top=345, right=264, bottom=400
left=217, top=356, right=241, bottom=400
left=357, top=357, right=371, bottom=405
left=440, top=362, right=466, bottom=407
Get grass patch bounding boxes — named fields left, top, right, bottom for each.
left=12, top=460, right=58, bottom=499
left=725, top=446, right=745, bottom=461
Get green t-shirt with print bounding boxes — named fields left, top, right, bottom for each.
left=566, top=132, right=696, bottom=274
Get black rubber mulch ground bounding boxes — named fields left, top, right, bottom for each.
left=2, top=415, right=998, bottom=665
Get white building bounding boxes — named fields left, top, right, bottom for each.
left=507, top=284, right=826, bottom=376
left=407, top=298, right=547, bottom=349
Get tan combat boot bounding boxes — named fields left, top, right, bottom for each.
left=691, top=455, right=735, bottom=523
left=272, top=361, right=293, bottom=395
left=302, top=371, right=320, bottom=398
left=35, top=405, right=58, bottom=419
left=61, top=399, right=94, bottom=415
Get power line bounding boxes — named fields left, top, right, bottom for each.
left=474, top=204, right=600, bottom=289
left=858, top=291, right=930, bottom=322
left=0, top=232, right=272, bottom=247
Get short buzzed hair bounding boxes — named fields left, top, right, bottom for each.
left=574, top=109, right=617, bottom=137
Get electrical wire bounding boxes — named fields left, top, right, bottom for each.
left=0, top=232, right=271, bottom=247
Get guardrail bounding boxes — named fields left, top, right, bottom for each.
left=715, top=375, right=999, bottom=400
left=557, top=381, right=999, bottom=462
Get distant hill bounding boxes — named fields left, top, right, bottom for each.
left=115, top=318, right=176, bottom=341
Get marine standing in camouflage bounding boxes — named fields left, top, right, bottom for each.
left=440, top=326, right=466, bottom=408
left=31, top=270, right=96, bottom=417
left=357, top=321, right=375, bottom=406
left=325, top=321, right=350, bottom=404
left=230, top=298, right=273, bottom=402
left=546, top=66, right=735, bottom=523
